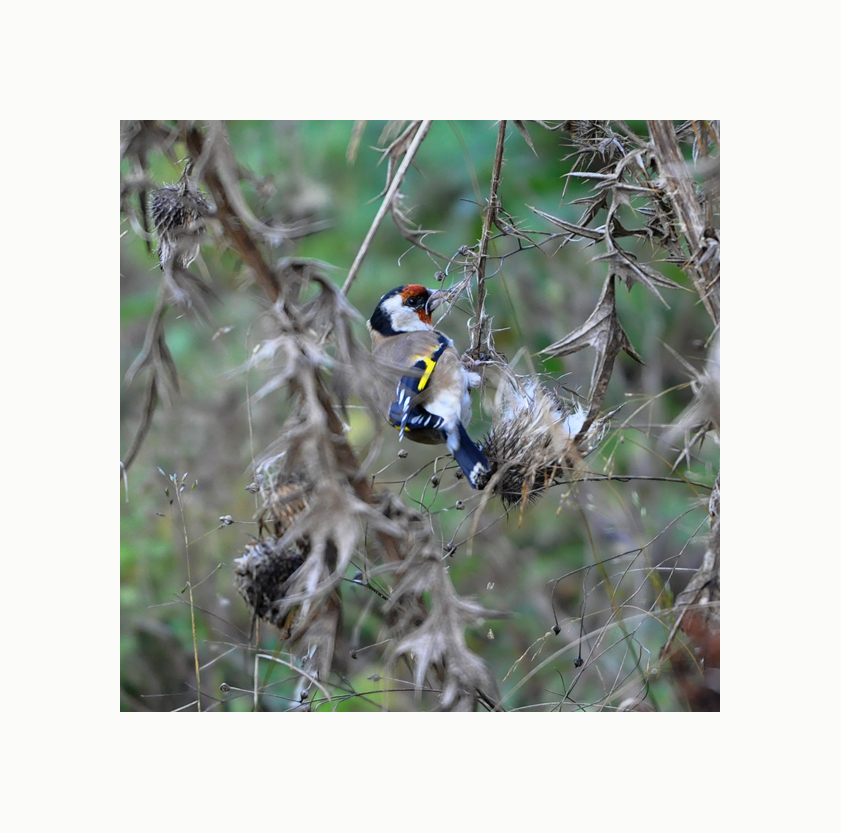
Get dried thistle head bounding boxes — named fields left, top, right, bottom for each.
left=150, top=173, right=210, bottom=269
left=257, top=472, right=313, bottom=538
left=482, top=374, right=610, bottom=507
left=240, top=465, right=360, bottom=680
left=233, top=536, right=306, bottom=635
left=233, top=471, right=315, bottom=636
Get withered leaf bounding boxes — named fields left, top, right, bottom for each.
left=541, top=276, right=643, bottom=423
left=529, top=205, right=605, bottom=242
left=593, top=245, right=682, bottom=306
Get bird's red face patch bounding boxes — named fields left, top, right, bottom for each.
left=399, top=285, right=433, bottom=325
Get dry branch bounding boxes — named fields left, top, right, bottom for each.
left=647, top=120, right=720, bottom=324
left=341, top=120, right=433, bottom=296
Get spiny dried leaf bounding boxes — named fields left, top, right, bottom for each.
left=647, top=120, right=720, bottom=324
left=347, top=120, right=367, bottom=164
left=542, top=274, right=642, bottom=365
left=662, top=335, right=720, bottom=470
left=673, top=476, right=720, bottom=631
left=294, top=588, right=343, bottom=693
left=120, top=120, right=179, bottom=164
left=124, top=306, right=180, bottom=403
left=374, top=491, right=503, bottom=711
left=593, top=246, right=681, bottom=305
left=542, top=276, right=642, bottom=434
left=240, top=270, right=363, bottom=409
left=513, top=120, right=538, bottom=156
left=201, top=120, right=328, bottom=248
left=529, top=206, right=605, bottom=243
left=389, top=191, right=444, bottom=258
left=373, top=120, right=423, bottom=196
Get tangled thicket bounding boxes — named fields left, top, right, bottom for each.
left=120, top=120, right=719, bottom=712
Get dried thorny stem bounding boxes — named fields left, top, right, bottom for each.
left=647, top=120, right=720, bottom=325
left=341, top=120, right=433, bottom=296
left=469, top=120, right=507, bottom=359
left=185, top=124, right=282, bottom=302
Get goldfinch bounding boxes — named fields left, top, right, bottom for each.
left=367, top=284, right=491, bottom=489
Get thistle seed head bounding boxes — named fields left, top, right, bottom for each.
left=482, top=375, right=610, bottom=507
left=150, top=175, right=210, bottom=268
left=233, top=536, right=306, bottom=627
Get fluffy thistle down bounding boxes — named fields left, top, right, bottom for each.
left=482, top=373, right=612, bottom=507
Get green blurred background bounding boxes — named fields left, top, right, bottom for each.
left=120, top=121, right=718, bottom=711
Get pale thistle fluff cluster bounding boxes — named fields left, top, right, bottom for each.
left=482, top=373, right=610, bottom=506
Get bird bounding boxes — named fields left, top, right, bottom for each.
left=367, top=284, right=491, bottom=489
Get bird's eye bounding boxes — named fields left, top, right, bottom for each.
left=406, top=294, right=423, bottom=307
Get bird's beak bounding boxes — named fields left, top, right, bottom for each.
left=426, top=289, right=450, bottom=314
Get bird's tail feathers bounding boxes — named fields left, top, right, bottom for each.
left=452, top=423, right=491, bottom=489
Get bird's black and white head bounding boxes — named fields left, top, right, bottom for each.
left=368, top=285, right=447, bottom=336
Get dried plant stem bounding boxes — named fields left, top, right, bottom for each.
left=174, top=483, right=201, bottom=711
left=185, top=126, right=281, bottom=302
left=341, top=120, right=432, bottom=296
left=121, top=374, right=158, bottom=476
left=183, top=125, right=408, bottom=567
left=122, top=290, right=171, bottom=476
left=647, top=120, right=719, bottom=325
left=470, top=120, right=507, bottom=355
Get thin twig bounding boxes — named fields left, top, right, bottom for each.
left=172, top=475, right=202, bottom=712
left=341, top=120, right=433, bottom=296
